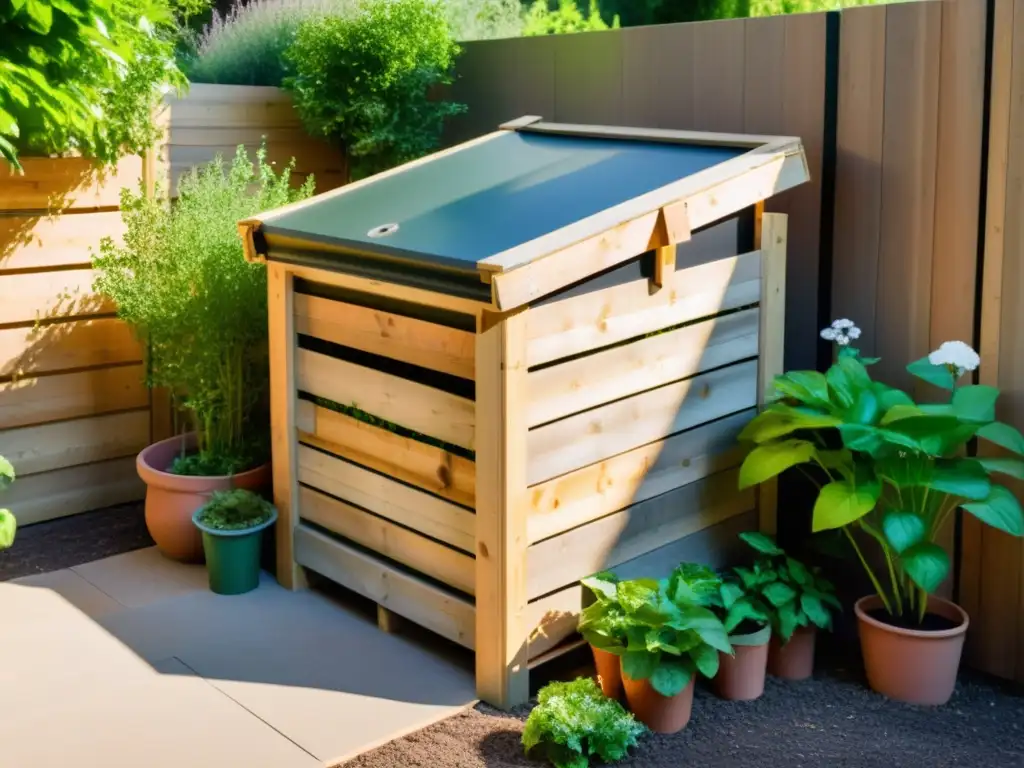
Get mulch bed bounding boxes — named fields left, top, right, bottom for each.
left=0, top=501, right=152, bottom=581
left=341, top=654, right=1024, bottom=768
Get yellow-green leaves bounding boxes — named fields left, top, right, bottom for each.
left=739, top=404, right=842, bottom=443
left=0, top=510, right=15, bottom=550
left=738, top=439, right=816, bottom=489
left=811, top=479, right=880, bottom=532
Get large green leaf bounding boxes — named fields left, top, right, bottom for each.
left=901, top=543, right=950, bottom=593
left=811, top=479, right=881, bottom=531
left=977, top=422, right=1024, bottom=456
left=667, top=563, right=721, bottom=607
left=0, top=509, right=15, bottom=550
left=800, top=593, right=832, bottom=629
left=882, top=510, right=926, bottom=554
left=880, top=404, right=924, bottom=426
left=907, top=355, right=955, bottom=390
left=872, top=382, right=915, bottom=412
left=622, top=650, right=659, bottom=681
left=738, top=439, right=816, bottom=489
left=977, top=457, right=1024, bottom=481
left=581, top=574, right=617, bottom=602
left=724, top=600, right=769, bottom=633
left=775, top=600, right=800, bottom=641
left=719, top=581, right=745, bottom=610
left=762, top=581, right=798, bottom=607
left=773, top=370, right=832, bottom=409
left=838, top=424, right=921, bottom=455
left=0, top=456, right=14, bottom=489
left=695, top=624, right=732, bottom=654
left=784, top=557, right=812, bottom=585
left=847, top=388, right=881, bottom=426
left=650, top=659, right=693, bottom=697
left=25, top=0, right=55, bottom=34
left=826, top=356, right=871, bottom=410
left=738, top=531, right=784, bottom=556
left=952, top=385, right=1000, bottom=423
left=617, top=579, right=660, bottom=615
left=962, top=485, right=1024, bottom=536
left=689, top=642, right=720, bottom=679
left=926, top=458, right=991, bottom=501
left=886, top=415, right=979, bottom=456
left=738, top=405, right=842, bottom=444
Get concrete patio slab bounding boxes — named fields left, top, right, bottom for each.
left=14, top=567, right=124, bottom=618
left=71, top=545, right=210, bottom=607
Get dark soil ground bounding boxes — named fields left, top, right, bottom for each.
left=0, top=501, right=152, bottom=581
left=342, top=647, right=1024, bottom=768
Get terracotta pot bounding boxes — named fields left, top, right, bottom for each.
left=136, top=433, right=271, bottom=563
left=622, top=672, right=695, bottom=734
left=768, top=625, right=816, bottom=680
left=855, top=594, right=968, bottom=706
left=715, top=624, right=771, bottom=701
left=591, top=647, right=623, bottom=700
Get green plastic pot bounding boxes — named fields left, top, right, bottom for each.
left=192, top=507, right=278, bottom=595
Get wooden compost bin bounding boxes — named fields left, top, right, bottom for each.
left=240, top=118, right=809, bottom=708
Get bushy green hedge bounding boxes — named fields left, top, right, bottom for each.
left=523, top=0, right=618, bottom=35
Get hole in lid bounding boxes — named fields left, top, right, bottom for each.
left=367, top=222, right=399, bottom=238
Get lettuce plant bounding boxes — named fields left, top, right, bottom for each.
left=738, top=321, right=1024, bottom=624
left=522, top=677, right=645, bottom=768
left=0, top=456, right=15, bottom=550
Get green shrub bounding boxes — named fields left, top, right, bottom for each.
left=195, top=489, right=275, bottom=531
left=522, top=677, right=645, bottom=768
left=1, top=0, right=186, bottom=170
left=523, top=0, right=619, bottom=36
left=445, top=0, right=524, bottom=41
left=184, top=0, right=353, bottom=86
left=0, top=456, right=15, bottom=550
left=284, top=0, right=466, bottom=180
left=92, top=147, right=314, bottom=476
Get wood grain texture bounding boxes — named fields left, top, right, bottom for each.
left=0, top=318, right=142, bottom=377
left=0, top=156, right=143, bottom=212
left=297, top=348, right=476, bottom=451
left=0, top=268, right=112, bottom=325
left=0, top=212, right=125, bottom=271
left=294, top=524, right=475, bottom=649
left=0, top=364, right=146, bottom=430
left=297, top=400, right=475, bottom=508
left=527, top=359, right=758, bottom=486
left=294, top=293, right=475, bottom=380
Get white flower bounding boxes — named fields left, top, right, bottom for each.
left=833, top=318, right=855, bottom=329
left=821, top=318, right=862, bottom=348
left=848, top=327, right=861, bottom=340
left=821, top=328, right=838, bottom=341
left=928, top=341, right=980, bottom=376
left=837, top=336, right=851, bottom=346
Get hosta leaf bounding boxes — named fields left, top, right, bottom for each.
left=763, top=581, right=798, bottom=607
left=739, top=439, right=816, bottom=489
left=739, top=530, right=784, bottom=556
left=650, top=659, right=692, bottom=697
left=695, top=624, right=732, bottom=654
left=811, top=479, right=880, bottom=532
left=622, top=650, right=659, bottom=681
left=977, top=457, right=1024, bottom=481
left=901, top=543, right=950, bottom=593
left=963, top=485, right=1024, bottom=536
left=690, top=642, right=720, bottom=678
left=785, top=557, right=812, bottom=585
left=880, top=404, right=924, bottom=425
left=773, top=370, right=831, bottom=409
left=738, top=405, right=842, bottom=444
left=847, top=388, right=881, bottom=426
left=907, top=355, right=955, bottom=390
left=872, top=382, right=915, bottom=412
left=977, top=422, right=1024, bottom=456
left=800, top=593, right=832, bottom=629
left=925, top=458, right=991, bottom=501
left=724, top=599, right=769, bottom=633
left=775, top=601, right=800, bottom=642
left=882, top=510, right=926, bottom=554
left=952, top=385, right=1000, bottom=423
left=733, top=566, right=757, bottom=589
left=827, top=356, right=871, bottom=410
left=719, top=581, right=745, bottom=610
left=838, top=424, right=921, bottom=455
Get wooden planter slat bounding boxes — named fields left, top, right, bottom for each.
left=0, top=156, right=143, bottom=212
left=526, top=409, right=752, bottom=545
left=299, top=485, right=476, bottom=596
left=527, top=307, right=760, bottom=427
left=297, top=444, right=475, bottom=554
left=527, top=358, right=758, bottom=486
left=0, top=409, right=149, bottom=476
left=296, top=400, right=476, bottom=508
left=0, top=318, right=142, bottom=378
left=294, top=524, right=476, bottom=650
left=526, top=468, right=754, bottom=599
left=296, top=348, right=476, bottom=451
left=0, top=268, right=113, bottom=325
left=295, top=293, right=475, bottom=380
left=525, top=250, right=762, bottom=367
left=0, top=212, right=125, bottom=271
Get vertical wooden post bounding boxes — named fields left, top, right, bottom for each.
left=757, top=211, right=788, bottom=537
left=268, top=262, right=306, bottom=590
left=475, top=308, right=530, bottom=709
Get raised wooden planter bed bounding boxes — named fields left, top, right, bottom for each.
left=241, top=118, right=808, bottom=708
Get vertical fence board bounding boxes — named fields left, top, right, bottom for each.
left=692, top=20, right=747, bottom=133
left=621, top=23, right=696, bottom=129
left=554, top=30, right=624, bottom=124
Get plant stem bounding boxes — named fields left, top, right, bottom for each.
left=860, top=521, right=903, bottom=615
left=844, top=527, right=893, bottom=614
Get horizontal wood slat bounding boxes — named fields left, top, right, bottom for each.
left=0, top=156, right=143, bottom=212
left=297, top=444, right=475, bottom=554
left=527, top=358, right=758, bottom=485
left=528, top=307, right=759, bottom=426
left=296, top=400, right=475, bottom=508
left=0, top=212, right=125, bottom=271
left=0, top=409, right=149, bottom=476
left=0, top=318, right=142, bottom=378
left=3, top=456, right=143, bottom=526
left=295, top=294, right=475, bottom=380
left=296, top=348, right=476, bottom=451
left=526, top=468, right=754, bottom=598
left=0, top=268, right=112, bottom=325
left=294, top=524, right=475, bottom=650
left=526, top=251, right=761, bottom=367
left=299, top=485, right=476, bottom=596
left=0, top=364, right=147, bottom=430
left=527, top=408, right=752, bottom=544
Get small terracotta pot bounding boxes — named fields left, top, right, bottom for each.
left=622, top=672, right=695, bottom=734
left=137, top=433, right=271, bottom=563
left=855, top=594, right=968, bottom=706
left=715, top=624, right=771, bottom=701
left=768, top=625, right=816, bottom=680
left=591, top=647, right=623, bottom=700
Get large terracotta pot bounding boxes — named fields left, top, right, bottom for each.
left=136, top=433, right=271, bottom=563
left=715, top=624, right=771, bottom=701
left=622, top=672, right=695, bottom=734
left=591, top=647, right=623, bottom=700
left=855, top=594, right=968, bottom=706
left=768, top=625, right=816, bottom=680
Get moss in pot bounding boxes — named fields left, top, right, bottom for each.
left=193, top=489, right=278, bottom=595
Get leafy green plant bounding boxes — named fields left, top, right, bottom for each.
left=0, top=456, right=16, bottom=550
left=444, top=0, right=523, bottom=41
left=523, top=0, right=619, bottom=36
left=1, top=0, right=186, bottom=170
left=93, top=146, right=314, bottom=476
left=195, top=489, right=276, bottom=531
left=578, top=567, right=731, bottom=697
left=283, top=0, right=466, bottom=180
left=738, top=320, right=1024, bottom=624
left=522, top=677, right=645, bottom=768
left=731, top=532, right=840, bottom=642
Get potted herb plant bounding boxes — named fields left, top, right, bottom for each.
left=730, top=532, right=840, bottom=681
left=93, top=147, right=313, bottom=562
left=0, top=456, right=16, bottom=550
left=738, top=321, right=1024, bottom=704
left=578, top=572, right=628, bottom=699
left=193, top=489, right=278, bottom=595
left=706, top=560, right=772, bottom=700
